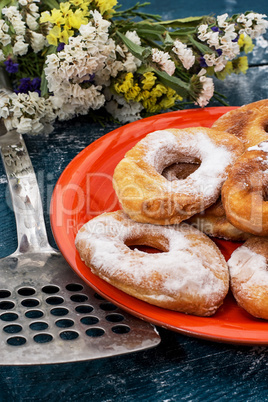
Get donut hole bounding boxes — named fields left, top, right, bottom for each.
left=129, top=245, right=164, bottom=254
left=162, top=161, right=200, bottom=181
left=125, top=235, right=168, bottom=254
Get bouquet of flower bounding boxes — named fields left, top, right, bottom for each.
left=0, top=0, right=267, bottom=135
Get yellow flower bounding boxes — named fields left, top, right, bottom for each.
left=114, top=73, right=134, bottom=94
left=141, top=72, right=157, bottom=90
left=60, top=2, right=71, bottom=15
left=46, top=26, right=61, bottom=46
left=233, top=56, right=248, bottom=74
left=95, top=0, right=117, bottom=16
left=59, top=28, right=73, bottom=44
left=151, top=83, right=167, bottom=98
left=216, top=61, right=233, bottom=80
left=40, top=9, right=64, bottom=25
left=68, top=9, right=88, bottom=29
left=238, top=33, right=254, bottom=54
left=69, top=0, right=88, bottom=6
left=125, top=84, right=141, bottom=101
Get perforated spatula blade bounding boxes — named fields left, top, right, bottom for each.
left=0, top=125, right=160, bottom=366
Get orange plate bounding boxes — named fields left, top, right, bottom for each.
left=50, top=107, right=268, bottom=345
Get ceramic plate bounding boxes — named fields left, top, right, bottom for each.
left=51, top=107, right=268, bottom=345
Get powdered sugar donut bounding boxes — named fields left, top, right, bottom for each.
left=212, top=99, right=268, bottom=148
left=113, top=127, right=244, bottom=225
left=162, top=164, right=251, bottom=241
left=75, top=210, right=229, bottom=316
left=222, top=141, right=268, bottom=236
left=186, top=198, right=252, bottom=241
left=228, top=237, right=268, bottom=319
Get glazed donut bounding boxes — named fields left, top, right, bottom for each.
left=113, top=127, right=244, bottom=225
left=186, top=198, right=252, bottom=241
left=212, top=99, right=268, bottom=148
left=228, top=237, right=268, bottom=319
left=221, top=141, right=268, bottom=236
left=75, top=210, right=229, bottom=316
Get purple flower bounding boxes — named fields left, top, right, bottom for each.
left=57, top=42, right=65, bottom=52
left=15, top=77, right=41, bottom=95
left=4, top=58, right=19, bottom=74
left=211, top=26, right=220, bottom=32
left=216, top=48, right=223, bottom=56
left=199, top=55, right=208, bottom=68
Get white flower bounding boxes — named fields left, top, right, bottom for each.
left=26, top=13, right=39, bottom=30
left=30, top=31, right=46, bottom=52
left=197, top=24, right=209, bottom=41
left=172, top=40, right=195, bottom=70
left=105, top=93, right=143, bottom=124
left=16, top=117, right=33, bottom=134
left=217, top=13, right=229, bottom=28
left=0, top=49, right=5, bottom=62
left=125, top=30, right=141, bottom=45
left=151, top=48, right=175, bottom=75
left=195, top=69, right=214, bottom=107
left=18, top=0, right=28, bottom=5
left=13, top=36, right=28, bottom=55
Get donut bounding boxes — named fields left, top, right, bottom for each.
left=186, top=198, right=252, bottom=241
left=162, top=163, right=251, bottom=241
left=221, top=141, right=268, bottom=236
left=75, top=210, right=229, bottom=316
left=113, top=127, right=244, bottom=225
left=212, top=99, right=268, bottom=148
left=228, top=237, right=268, bottom=319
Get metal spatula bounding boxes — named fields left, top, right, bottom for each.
left=0, top=122, right=160, bottom=365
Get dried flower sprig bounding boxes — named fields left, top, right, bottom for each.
left=0, top=0, right=267, bottom=134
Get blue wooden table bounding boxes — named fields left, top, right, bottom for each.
left=0, top=1, right=268, bottom=401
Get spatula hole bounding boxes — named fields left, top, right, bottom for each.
left=111, top=325, right=131, bottom=334
left=21, top=299, right=39, bottom=308
left=99, top=302, right=117, bottom=311
left=0, top=312, right=18, bottom=321
left=3, top=324, right=22, bottom=334
left=66, top=284, right=83, bottom=292
left=25, top=310, right=44, bottom=319
left=86, top=328, right=105, bottom=337
left=80, top=316, right=99, bottom=325
left=42, top=285, right=60, bottom=294
left=0, top=290, right=11, bottom=298
left=94, top=293, right=105, bottom=300
left=60, top=330, right=79, bottom=341
left=33, top=333, right=53, bottom=343
left=0, top=301, right=15, bottom=310
left=105, top=313, right=125, bottom=323
left=17, top=287, right=35, bottom=296
left=55, top=319, right=74, bottom=328
left=50, top=307, right=69, bottom=316
left=75, top=305, right=93, bottom=314
left=46, top=296, right=64, bottom=305
left=29, top=322, right=49, bottom=331
left=70, top=294, right=88, bottom=303
left=7, top=336, right=26, bottom=346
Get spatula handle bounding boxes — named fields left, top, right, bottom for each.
left=0, top=129, right=52, bottom=253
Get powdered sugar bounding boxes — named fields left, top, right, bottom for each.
left=228, top=246, right=268, bottom=288
left=76, top=211, right=228, bottom=301
left=248, top=140, right=268, bottom=153
left=142, top=129, right=233, bottom=199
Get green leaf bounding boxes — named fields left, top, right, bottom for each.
left=188, top=36, right=214, bottom=54
left=40, top=70, right=48, bottom=97
left=152, top=68, right=189, bottom=98
left=41, top=0, right=60, bottom=9
left=0, top=0, right=11, bottom=19
left=153, top=16, right=204, bottom=28
left=116, top=31, right=151, bottom=60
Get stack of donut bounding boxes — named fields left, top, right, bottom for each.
left=76, top=99, right=268, bottom=319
